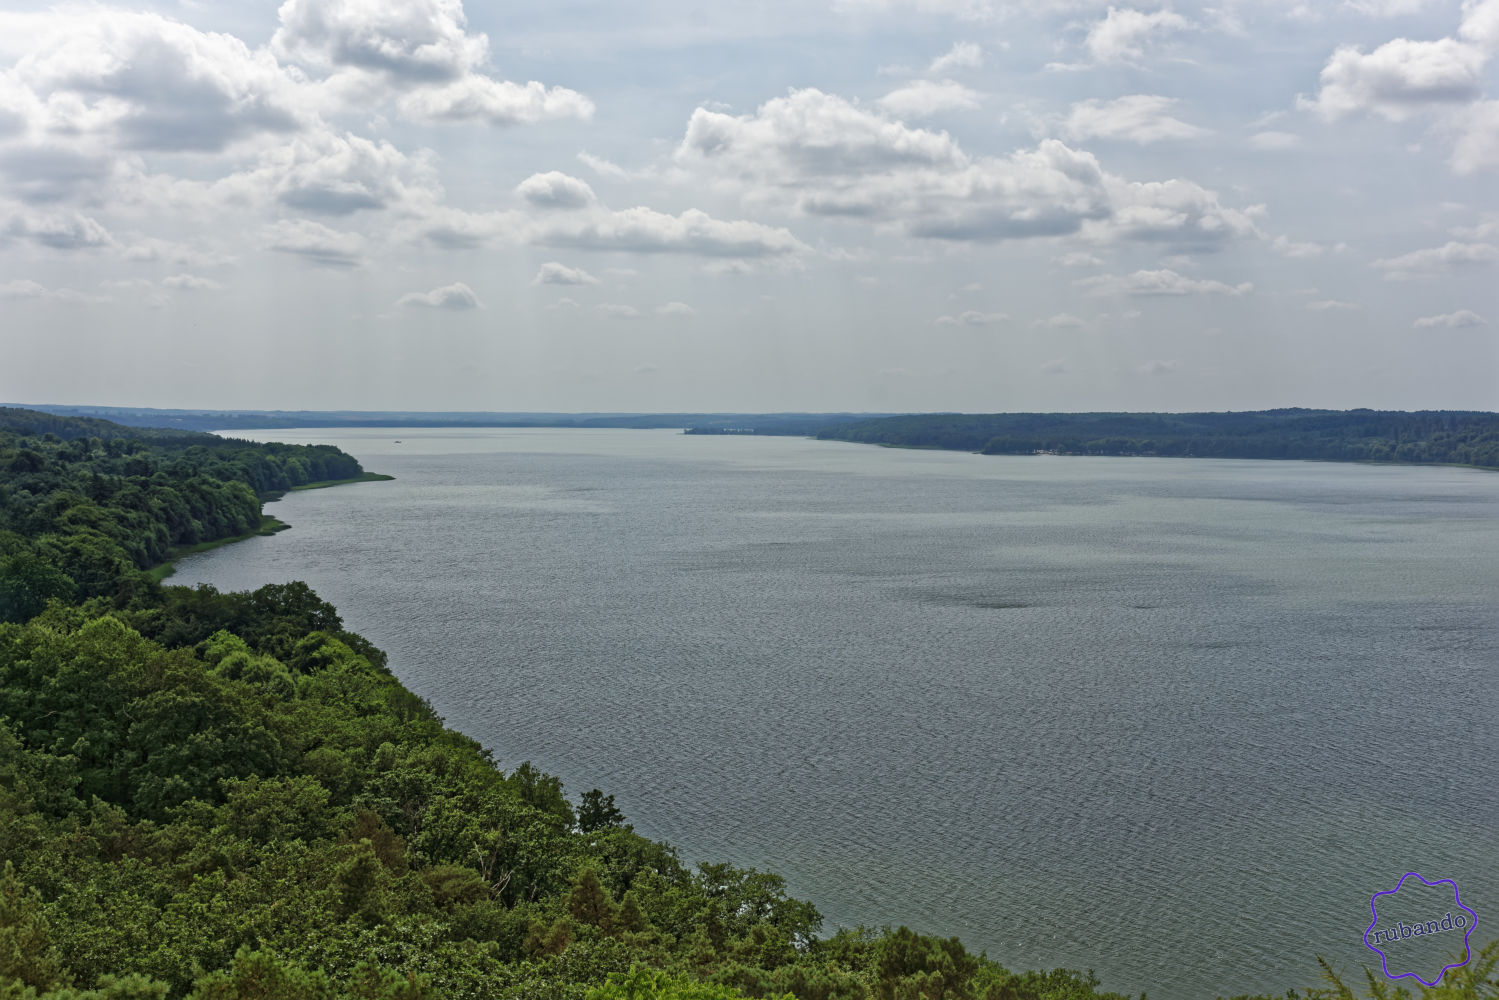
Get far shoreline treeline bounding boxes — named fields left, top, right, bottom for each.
left=702, top=408, right=1499, bottom=469
left=12, top=403, right=1496, bottom=470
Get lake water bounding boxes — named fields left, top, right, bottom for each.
left=175, top=428, right=1499, bottom=999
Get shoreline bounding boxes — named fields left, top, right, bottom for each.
left=146, top=471, right=393, bottom=581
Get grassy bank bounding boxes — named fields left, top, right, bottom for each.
left=146, top=515, right=290, bottom=581
left=149, top=471, right=394, bottom=580
left=261, top=470, right=396, bottom=500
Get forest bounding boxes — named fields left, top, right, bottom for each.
left=802, top=410, right=1499, bottom=467
left=0, top=407, right=1493, bottom=999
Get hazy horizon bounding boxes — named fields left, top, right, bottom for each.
left=2, top=0, right=1496, bottom=412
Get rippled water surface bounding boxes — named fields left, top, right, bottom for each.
left=176, top=428, right=1499, bottom=999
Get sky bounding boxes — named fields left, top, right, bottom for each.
left=0, top=0, right=1496, bottom=413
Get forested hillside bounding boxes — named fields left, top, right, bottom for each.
left=0, top=409, right=1492, bottom=999
left=810, top=410, right=1499, bottom=467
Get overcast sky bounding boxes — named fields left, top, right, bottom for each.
left=1, top=0, right=1496, bottom=412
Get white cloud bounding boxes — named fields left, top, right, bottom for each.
left=1307, top=298, right=1359, bottom=310
left=1372, top=240, right=1499, bottom=277
left=1064, top=95, right=1207, bottom=144
left=397, top=281, right=482, bottom=309
left=1459, top=0, right=1499, bottom=49
left=675, top=88, right=1259, bottom=252
left=265, top=218, right=364, bottom=267
left=2, top=207, right=113, bottom=250
left=232, top=130, right=437, bottom=216
left=533, top=261, right=599, bottom=285
left=1449, top=100, right=1499, bottom=173
left=1413, top=308, right=1486, bottom=327
left=162, top=273, right=223, bottom=291
left=1273, top=234, right=1326, bottom=257
left=536, top=206, right=811, bottom=258
left=657, top=301, right=696, bottom=317
left=0, top=278, right=102, bottom=302
left=935, top=309, right=1008, bottom=325
left=1036, top=312, right=1088, bottom=328
left=878, top=80, right=982, bottom=117
left=1248, top=130, right=1301, bottom=150
left=1342, top=0, right=1432, bottom=14
left=1079, top=269, right=1253, bottom=296
left=577, top=151, right=628, bottom=179
left=1041, top=358, right=1068, bottom=373
left=929, top=42, right=984, bottom=75
left=1054, top=251, right=1104, bottom=267
left=10, top=10, right=307, bottom=154
left=1090, top=177, right=1262, bottom=250
left=1084, top=7, right=1191, bottom=65
left=596, top=302, right=642, bottom=318
left=397, top=78, right=594, bottom=126
left=273, top=0, right=486, bottom=82
left=271, top=0, right=592, bottom=125
left=1137, top=358, right=1181, bottom=375
left=832, top=0, right=998, bottom=21
left=1304, top=37, right=1487, bottom=121
left=517, top=171, right=597, bottom=209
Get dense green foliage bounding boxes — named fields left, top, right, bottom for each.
left=0, top=408, right=363, bottom=621
left=807, top=410, right=1499, bottom=467
left=1, top=410, right=1493, bottom=1000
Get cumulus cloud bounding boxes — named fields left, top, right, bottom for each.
left=533, top=261, right=598, bottom=285
left=878, top=80, right=982, bottom=117
left=1137, top=358, right=1181, bottom=375
left=271, top=0, right=592, bottom=125
left=1372, top=240, right=1499, bottom=277
left=1449, top=99, right=1499, bottom=173
left=1307, top=298, right=1359, bottom=310
left=397, top=281, right=482, bottom=309
left=1413, top=308, right=1486, bottom=327
left=656, top=301, right=696, bottom=317
left=1304, top=37, right=1487, bottom=121
left=1079, top=269, right=1253, bottom=296
left=1084, top=7, right=1190, bottom=65
left=577, top=151, right=629, bottom=179
left=162, top=273, right=223, bottom=291
left=1273, top=234, right=1327, bottom=257
left=1036, top=312, right=1088, bottom=328
left=10, top=10, right=307, bottom=154
left=1459, top=0, right=1499, bottom=49
left=1064, top=95, right=1207, bottom=144
left=2, top=207, right=113, bottom=250
left=1054, top=251, right=1104, bottom=267
left=831, top=0, right=998, bottom=21
left=517, top=171, right=596, bottom=209
left=935, top=309, right=1008, bottom=325
left=265, top=218, right=364, bottom=267
left=1089, top=177, right=1261, bottom=250
left=397, top=78, right=594, bottom=126
left=929, top=42, right=984, bottom=74
left=536, top=206, right=810, bottom=258
left=228, top=130, right=437, bottom=216
left=596, top=302, right=641, bottom=318
left=674, top=88, right=1256, bottom=251
left=0, top=278, right=102, bottom=301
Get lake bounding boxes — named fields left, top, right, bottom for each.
left=174, top=428, right=1499, bottom=999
